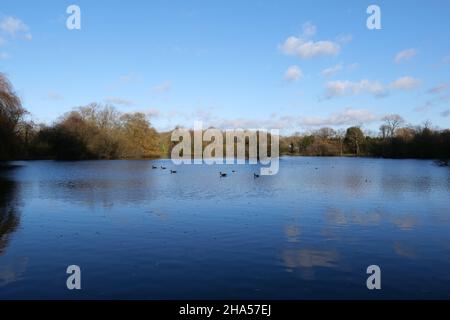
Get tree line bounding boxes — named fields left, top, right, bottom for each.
left=1, top=73, right=162, bottom=160
left=1, top=73, right=449, bottom=161
left=279, top=116, right=450, bottom=160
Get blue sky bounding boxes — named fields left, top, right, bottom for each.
left=0, top=0, right=449, bottom=133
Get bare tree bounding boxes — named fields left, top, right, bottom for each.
left=315, top=127, right=336, bottom=140
left=379, top=124, right=389, bottom=139
left=423, top=120, right=432, bottom=130
left=336, top=129, right=346, bottom=156
left=381, top=114, right=405, bottom=138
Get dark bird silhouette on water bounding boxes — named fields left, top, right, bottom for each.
left=152, top=165, right=157, bottom=169
left=436, top=159, right=449, bottom=167
left=161, top=166, right=166, bottom=170
left=254, top=173, right=260, bottom=178
left=219, top=172, right=227, bottom=177
left=170, top=169, right=177, bottom=174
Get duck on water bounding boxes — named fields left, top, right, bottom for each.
left=436, top=159, right=449, bottom=167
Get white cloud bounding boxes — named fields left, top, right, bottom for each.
left=302, top=21, right=316, bottom=37
left=336, top=34, right=353, bottom=45
left=154, top=105, right=389, bottom=134
left=195, top=108, right=379, bottom=130
left=321, top=63, right=359, bottom=78
left=297, top=108, right=378, bottom=127
left=428, top=83, right=449, bottom=95
left=280, top=22, right=341, bottom=59
left=394, top=49, right=417, bottom=63
left=284, top=65, right=302, bottom=82
left=321, top=64, right=343, bottom=78
left=151, top=81, right=171, bottom=94
left=325, top=76, right=421, bottom=99
left=389, top=76, right=421, bottom=90
left=0, top=16, right=32, bottom=40
left=281, top=38, right=340, bottom=59
left=104, top=97, right=135, bottom=106
left=325, top=80, right=386, bottom=98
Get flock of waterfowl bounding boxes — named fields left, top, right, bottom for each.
left=152, top=165, right=260, bottom=178
left=218, top=171, right=260, bottom=178
left=436, top=159, right=449, bottom=167
left=152, top=165, right=177, bottom=173
left=151, top=160, right=448, bottom=179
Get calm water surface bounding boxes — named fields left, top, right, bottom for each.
left=1, top=157, right=450, bottom=299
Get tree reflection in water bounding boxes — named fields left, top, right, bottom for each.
left=0, top=166, right=21, bottom=255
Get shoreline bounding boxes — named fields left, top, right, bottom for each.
left=2, top=155, right=449, bottom=163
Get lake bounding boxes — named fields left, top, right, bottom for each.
left=1, top=157, right=450, bottom=299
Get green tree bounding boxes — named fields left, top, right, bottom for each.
left=0, top=73, right=27, bottom=160
left=120, top=112, right=159, bottom=158
left=345, top=127, right=365, bottom=156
